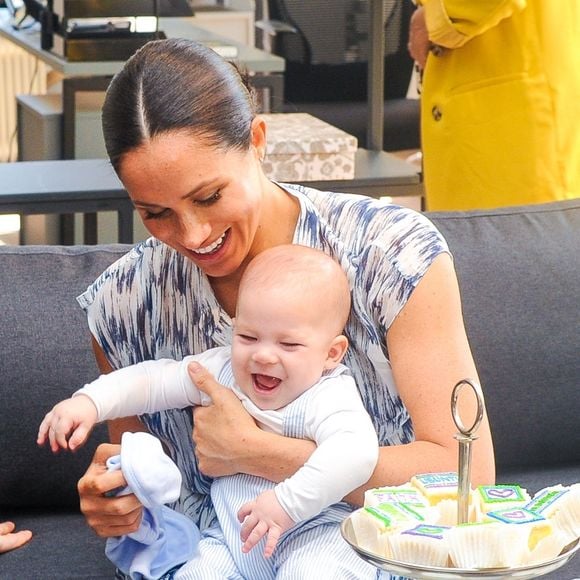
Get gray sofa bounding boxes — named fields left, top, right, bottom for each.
left=1, top=199, right=579, bottom=579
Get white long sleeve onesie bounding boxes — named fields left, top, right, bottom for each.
left=75, top=346, right=378, bottom=524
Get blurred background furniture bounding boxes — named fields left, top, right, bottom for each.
left=256, top=0, right=420, bottom=152
left=0, top=151, right=421, bottom=244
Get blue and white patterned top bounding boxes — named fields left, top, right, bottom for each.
left=78, top=183, right=449, bottom=530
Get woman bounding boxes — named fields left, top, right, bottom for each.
left=408, top=0, right=580, bottom=211
left=77, top=38, right=495, bottom=576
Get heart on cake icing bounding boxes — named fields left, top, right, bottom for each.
left=488, top=488, right=518, bottom=498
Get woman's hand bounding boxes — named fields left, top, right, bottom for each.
left=0, top=521, right=32, bottom=554
left=78, top=443, right=143, bottom=538
left=189, top=362, right=261, bottom=478
left=408, top=6, right=430, bottom=69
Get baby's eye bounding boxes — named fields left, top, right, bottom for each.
left=281, top=342, right=302, bottom=349
left=237, top=334, right=257, bottom=342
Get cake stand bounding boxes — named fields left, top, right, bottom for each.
left=341, top=379, right=580, bottom=578
left=341, top=517, right=579, bottom=580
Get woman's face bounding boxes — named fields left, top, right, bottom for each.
left=118, top=124, right=270, bottom=279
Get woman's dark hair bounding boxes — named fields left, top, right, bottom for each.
left=102, top=38, right=257, bottom=172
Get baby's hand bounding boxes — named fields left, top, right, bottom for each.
left=37, top=395, right=98, bottom=452
left=237, top=489, right=295, bottom=558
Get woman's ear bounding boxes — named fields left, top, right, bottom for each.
left=250, top=116, right=267, bottom=162
left=324, top=335, right=349, bottom=370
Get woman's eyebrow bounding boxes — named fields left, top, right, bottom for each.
left=132, top=179, right=217, bottom=208
left=133, top=200, right=164, bottom=209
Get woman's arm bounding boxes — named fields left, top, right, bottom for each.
left=418, top=0, right=525, bottom=49
left=345, top=254, right=495, bottom=505
left=77, top=337, right=146, bottom=538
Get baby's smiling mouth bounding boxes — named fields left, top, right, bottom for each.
left=253, top=374, right=282, bottom=392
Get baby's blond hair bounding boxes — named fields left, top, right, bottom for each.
left=238, top=245, right=351, bottom=335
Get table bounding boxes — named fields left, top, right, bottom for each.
left=0, top=151, right=421, bottom=244
left=0, top=10, right=285, bottom=159
left=298, top=149, right=422, bottom=198
left=0, top=159, right=134, bottom=244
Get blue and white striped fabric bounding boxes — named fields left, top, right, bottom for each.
left=78, top=184, right=448, bottom=572
left=174, top=359, right=380, bottom=579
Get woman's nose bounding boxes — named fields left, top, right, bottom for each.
left=179, top=212, right=212, bottom=248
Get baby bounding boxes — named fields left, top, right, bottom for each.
left=38, top=244, right=379, bottom=578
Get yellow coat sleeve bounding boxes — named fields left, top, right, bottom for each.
left=420, top=0, right=526, bottom=47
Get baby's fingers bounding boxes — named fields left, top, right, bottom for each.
left=264, top=526, right=281, bottom=559
left=239, top=512, right=257, bottom=543
left=241, top=519, right=268, bottom=554
left=68, top=423, right=92, bottom=451
left=237, top=501, right=253, bottom=524
left=48, top=416, right=75, bottom=452
left=37, top=412, right=55, bottom=446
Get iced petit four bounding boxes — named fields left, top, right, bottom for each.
left=410, top=472, right=459, bottom=505
left=526, top=484, right=580, bottom=543
left=364, top=485, right=430, bottom=510
left=350, top=502, right=425, bottom=558
left=485, top=506, right=553, bottom=565
left=475, top=484, right=530, bottom=514
left=447, top=521, right=529, bottom=568
left=408, top=472, right=479, bottom=525
left=388, top=523, right=451, bottom=567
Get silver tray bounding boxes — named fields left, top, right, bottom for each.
left=341, top=512, right=580, bottom=580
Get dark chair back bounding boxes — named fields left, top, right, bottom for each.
left=269, top=0, right=415, bottom=103
left=265, top=0, right=420, bottom=151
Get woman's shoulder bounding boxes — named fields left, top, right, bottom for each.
left=286, top=183, right=446, bottom=255
left=287, top=183, right=432, bottom=226
left=77, top=238, right=186, bottom=310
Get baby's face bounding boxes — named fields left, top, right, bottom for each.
left=231, top=288, right=338, bottom=411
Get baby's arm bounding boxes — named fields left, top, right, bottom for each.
left=237, top=376, right=378, bottom=556
left=38, top=356, right=207, bottom=452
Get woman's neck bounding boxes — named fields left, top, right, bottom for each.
left=210, top=181, right=300, bottom=318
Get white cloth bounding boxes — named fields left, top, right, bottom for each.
left=76, top=346, right=378, bottom=524
left=105, top=432, right=200, bottom=580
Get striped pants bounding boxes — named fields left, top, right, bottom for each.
left=175, top=519, right=384, bottom=580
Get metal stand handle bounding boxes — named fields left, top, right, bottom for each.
left=451, top=378, right=485, bottom=524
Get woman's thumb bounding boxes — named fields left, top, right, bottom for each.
left=187, top=361, right=218, bottom=399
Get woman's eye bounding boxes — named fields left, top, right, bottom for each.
left=143, top=208, right=169, bottom=220
left=196, top=190, right=222, bottom=206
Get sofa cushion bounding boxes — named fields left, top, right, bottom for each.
left=0, top=510, right=114, bottom=579
left=0, top=244, right=131, bottom=510
left=427, top=200, right=580, bottom=472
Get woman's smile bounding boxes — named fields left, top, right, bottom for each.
left=191, top=229, right=229, bottom=256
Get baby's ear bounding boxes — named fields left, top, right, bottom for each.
left=325, top=335, right=349, bottom=370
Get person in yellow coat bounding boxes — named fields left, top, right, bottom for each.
left=409, top=0, right=580, bottom=211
